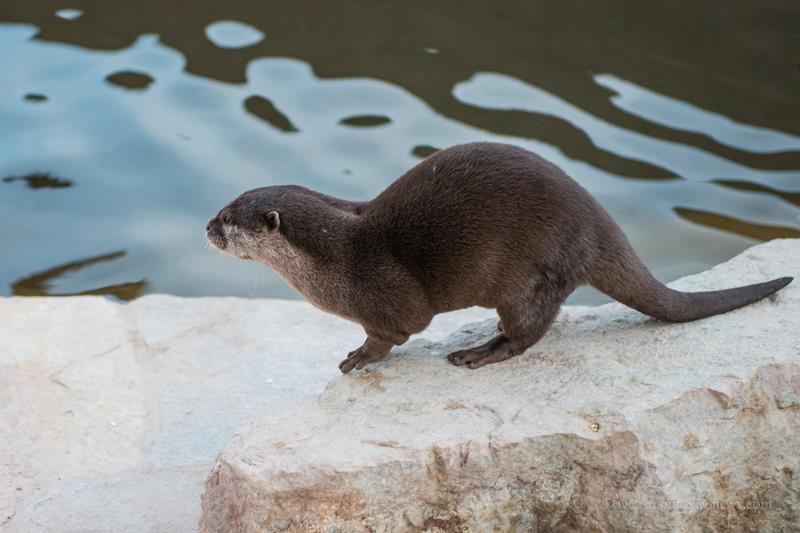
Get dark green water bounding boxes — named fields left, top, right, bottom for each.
left=1, top=1, right=799, bottom=304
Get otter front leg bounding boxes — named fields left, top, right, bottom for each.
left=338, top=336, right=394, bottom=374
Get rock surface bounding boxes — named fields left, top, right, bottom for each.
left=200, top=239, right=800, bottom=532
left=0, top=289, right=494, bottom=531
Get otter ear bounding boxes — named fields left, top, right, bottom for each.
left=264, top=211, right=280, bottom=232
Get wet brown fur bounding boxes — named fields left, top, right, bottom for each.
left=207, top=142, right=793, bottom=372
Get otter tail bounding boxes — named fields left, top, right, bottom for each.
left=588, top=231, right=792, bottom=323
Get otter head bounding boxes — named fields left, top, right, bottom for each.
left=206, top=187, right=286, bottom=265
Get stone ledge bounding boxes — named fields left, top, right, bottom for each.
left=0, top=286, right=494, bottom=531
left=199, top=239, right=800, bottom=532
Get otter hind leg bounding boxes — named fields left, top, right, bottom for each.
left=448, top=279, right=570, bottom=369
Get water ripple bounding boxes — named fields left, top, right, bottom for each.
left=595, top=73, right=800, bottom=154
left=0, top=18, right=797, bottom=301
left=453, top=72, right=800, bottom=190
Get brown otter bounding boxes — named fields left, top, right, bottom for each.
left=206, top=142, right=792, bottom=373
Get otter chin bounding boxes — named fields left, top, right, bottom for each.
left=206, top=142, right=793, bottom=374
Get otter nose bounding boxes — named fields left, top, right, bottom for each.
left=206, top=217, right=217, bottom=232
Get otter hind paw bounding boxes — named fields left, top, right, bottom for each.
left=446, top=334, right=517, bottom=369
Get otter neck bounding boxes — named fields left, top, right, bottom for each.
left=271, top=202, right=360, bottom=315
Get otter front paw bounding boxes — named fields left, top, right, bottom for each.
left=339, top=337, right=394, bottom=374
left=338, top=345, right=387, bottom=374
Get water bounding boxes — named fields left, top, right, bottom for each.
left=1, top=1, right=798, bottom=304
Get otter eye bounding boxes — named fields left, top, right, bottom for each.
left=223, top=215, right=232, bottom=224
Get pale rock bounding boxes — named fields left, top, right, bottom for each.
left=0, top=288, right=494, bottom=531
left=200, top=239, right=800, bottom=532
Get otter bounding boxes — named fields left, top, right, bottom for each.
left=206, top=142, right=792, bottom=373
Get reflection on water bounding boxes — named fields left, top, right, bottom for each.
left=105, top=70, right=154, bottom=90
left=675, top=208, right=800, bottom=242
left=204, top=20, right=264, bottom=49
left=594, top=74, right=800, bottom=154
left=453, top=72, right=799, bottom=188
left=3, top=172, right=73, bottom=189
left=0, top=2, right=798, bottom=303
left=54, top=9, right=82, bottom=21
left=23, top=93, right=47, bottom=102
left=339, top=115, right=392, bottom=127
left=714, top=180, right=800, bottom=208
left=243, top=95, right=298, bottom=132
left=412, top=145, right=439, bottom=159
left=11, top=250, right=148, bottom=300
